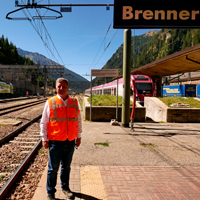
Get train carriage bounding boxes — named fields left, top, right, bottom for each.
left=0, top=81, right=13, bottom=96
left=85, top=75, right=154, bottom=103
left=162, top=84, right=196, bottom=97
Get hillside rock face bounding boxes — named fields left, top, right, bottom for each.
left=144, top=31, right=159, bottom=37
left=17, top=48, right=89, bottom=93
left=17, top=48, right=56, bottom=65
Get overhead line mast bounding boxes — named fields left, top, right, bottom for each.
left=7, top=2, right=113, bottom=22
left=15, top=3, right=114, bottom=7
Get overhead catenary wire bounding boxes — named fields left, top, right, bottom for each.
left=86, top=20, right=113, bottom=74
left=20, top=0, right=65, bottom=67
left=35, top=7, right=65, bottom=66
left=20, top=1, right=55, bottom=56
left=34, top=8, right=63, bottom=65
left=15, top=1, right=116, bottom=75
left=64, top=63, right=105, bottom=66
left=92, top=29, right=118, bottom=70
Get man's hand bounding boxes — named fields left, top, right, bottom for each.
left=42, top=141, right=49, bottom=148
left=76, top=138, right=81, bottom=147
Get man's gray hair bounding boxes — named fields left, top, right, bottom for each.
left=56, top=78, right=69, bottom=86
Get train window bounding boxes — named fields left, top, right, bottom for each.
left=135, top=76, right=149, bottom=81
left=103, top=88, right=111, bottom=95
left=135, top=83, right=152, bottom=94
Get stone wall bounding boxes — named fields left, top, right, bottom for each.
left=83, top=97, right=146, bottom=122
left=145, top=97, right=200, bottom=123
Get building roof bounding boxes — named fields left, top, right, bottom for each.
left=131, top=43, right=200, bottom=77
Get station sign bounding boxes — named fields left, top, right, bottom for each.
left=114, top=0, right=200, bottom=29
left=91, top=69, right=118, bottom=77
left=60, top=7, right=72, bottom=12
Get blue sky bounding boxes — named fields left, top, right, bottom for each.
left=1, top=1, right=159, bottom=81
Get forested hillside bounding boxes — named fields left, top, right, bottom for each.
left=0, top=36, right=89, bottom=93
left=134, top=29, right=200, bottom=68
left=0, top=35, right=34, bottom=65
left=92, top=31, right=158, bottom=86
left=92, top=29, right=200, bottom=86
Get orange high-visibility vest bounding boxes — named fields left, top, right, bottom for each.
left=47, top=95, right=80, bottom=141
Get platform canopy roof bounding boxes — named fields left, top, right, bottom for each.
left=131, top=43, right=200, bottom=78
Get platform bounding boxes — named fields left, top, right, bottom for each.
left=32, top=165, right=200, bottom=200
left=32, top=120, right=200, bottom=200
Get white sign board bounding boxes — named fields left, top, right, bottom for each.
left=91, top=69, right=118, bottom=77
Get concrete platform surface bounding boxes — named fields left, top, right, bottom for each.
left=32, top=120, right=200, bottom=200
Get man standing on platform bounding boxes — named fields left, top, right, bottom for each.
left=40, top=78, right=82, bottom=200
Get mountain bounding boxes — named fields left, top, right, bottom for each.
left=17, top=29, right=200, bottom=91
left=92, top=30, right=159, bottom=86
left=17, top=48, right=89, bottom=93
left=17, top=48, right=57, bottom=65
left=133, top=29, right=200, bottom=68
left=92, top=29, right=200, bottom=86
left=0, top=37, right=34, bottom=65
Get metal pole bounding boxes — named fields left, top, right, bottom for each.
left=16, top=3, right=114, bottom=7
left=157, top=75, right=162, bottom=97
left=37, top=65, right=39, bottom=97
left=37, top=78, right=39, bottom=96
left=90, top=75, right=92, bottom=121
left=52, top=76, right=53, bottom=96
left=116, top=77, right=118, bottom=121
left=44, top=66, right=46, bottom=98
left=130, top=29, right=136, bottom=130
left=122, top=29, right=132, bottom=127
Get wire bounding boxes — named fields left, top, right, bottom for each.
left=64, top=63, right=105, bottom=66
left=37, top=0, right=45, bottom=3
left=40, top=0, right=50, bottom=17
left=93, top=29, right=118, bottom=70
left=35, top=7, right=65, bottom=65
left=20, top=0, right=65, bottom=67
left=86, top=19, right=113, bottom=74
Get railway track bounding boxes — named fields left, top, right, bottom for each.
left=78, top=94, right=84, bottom=101
left=0, top=96, right=39, bottom=103
left=0, top=99, right=46, bottom=116
left=0, top=115, right=42, bottom=200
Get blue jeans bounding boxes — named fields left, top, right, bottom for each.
left=47, top=139, right=75, bottom=197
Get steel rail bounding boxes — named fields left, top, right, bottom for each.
left=0, top=114, right=42, bottom=145
left=0, top=99, right=46, bottom=112
left=0, top=100, right=46, bottom=116
left=0, top=139, right=42, bottom=200
left=0, top=96, right=37, bottom=103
